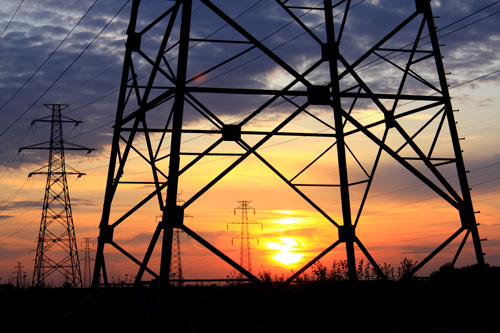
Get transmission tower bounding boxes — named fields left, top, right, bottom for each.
left=20, top=104, right=94, bottom=287
left=13, top=262, right=26, bottom=288
left=170, top=228, right=183, bottom=283
left=227, top=201, right=262, bottom=274
left=93, top=0, right=485, bottom=302
left=81, top=237, right=95, bottom=288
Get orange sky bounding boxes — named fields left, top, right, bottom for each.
left=3, top=111, right=496, bottom=285
left=1, top=1, right=499, bottom=286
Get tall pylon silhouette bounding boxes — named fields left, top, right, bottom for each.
left=227, top=201, right=262, bottom=275
left=20, top=104, right=94, bottom=287
left=93, top=0, right=485, bottom=304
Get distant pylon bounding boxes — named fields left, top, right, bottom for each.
left=227, top=201, right=262, bottom=274
left=170, top=228, right=183, bottom=283
left=13, top=262, right=26, bottom=288
left=169, top=192, right=188, bottom=285
left=19, top=104, right=94, bottom=287
left=81, top=237, right=95, bottom=288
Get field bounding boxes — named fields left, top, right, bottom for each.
left=1, top=270, right=499, bottom=333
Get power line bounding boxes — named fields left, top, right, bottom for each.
left=0, top=0, right=99, bottom=113
left=62, top=0, right=500, bottom=125
left=0, top=0, right=130, bottom=138
left=450, top=69, right=500, bottom=89
left=2, top=0, right=499, bottom=256
left=356, top=2, right=500, bottom=74
left=435, top=1, right=500, bottom=33
left=0, top=0, right=24, bottom=39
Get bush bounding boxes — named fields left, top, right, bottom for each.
left=310, top=258, right=418, bottom=281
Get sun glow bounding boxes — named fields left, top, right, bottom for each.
left=267, top=237, right=304, bottom=265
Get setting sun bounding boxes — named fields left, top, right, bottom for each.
left=267, top=237, right=304, bottom=265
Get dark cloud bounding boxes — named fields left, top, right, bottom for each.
left=0, top=200, right=41, bottom=211
left=0, top=0, right=498, bottom=199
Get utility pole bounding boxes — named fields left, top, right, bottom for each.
left=20, top=104, right=94, bottom=287
left=227, top=201, right=262, bottom=275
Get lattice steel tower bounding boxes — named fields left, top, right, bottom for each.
left=81, top=237, right=95, bottom=288
left=93, top=0, right=485, bottom=299
left=20, top=104, right=93, bottom=287
left=13, top=262, right=26, bottom=288
left=169, top=228, right=183, bottom=283
left=227, top=201, right=262, bottom=274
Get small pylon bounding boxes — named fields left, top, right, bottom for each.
left=170, top=228, right=183, bottom=284
left=227, top=201, right=262, bottom=274
left=19, top=104, right=94, bottom=287
left=81, top=237, right=95, bottom=288
left=13, top=262, right=26, bottom=288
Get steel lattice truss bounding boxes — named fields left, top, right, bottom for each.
left=21, top=104, right=93, bottom=287
left=93, top=0, right=485, bottom=288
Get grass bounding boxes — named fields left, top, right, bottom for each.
left=1, top=273, right=499, bottom=332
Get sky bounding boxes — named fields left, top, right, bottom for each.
left=0, top=0, right=499, bottom=285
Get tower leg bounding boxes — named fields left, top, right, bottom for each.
left=158, top=0, right=193, bottom=311
left=324, top=0, right=357, bottom=280
left=419, top=0, right=485, bottom=267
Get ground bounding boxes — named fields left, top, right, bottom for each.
left=1, top=274, right=498, bottom=332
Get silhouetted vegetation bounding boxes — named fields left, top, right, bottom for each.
left=1, top=262, right=499, bottom=332
left=307, top=258, right=418, bottom=281
left=430, top=262, right=500, bottom=279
